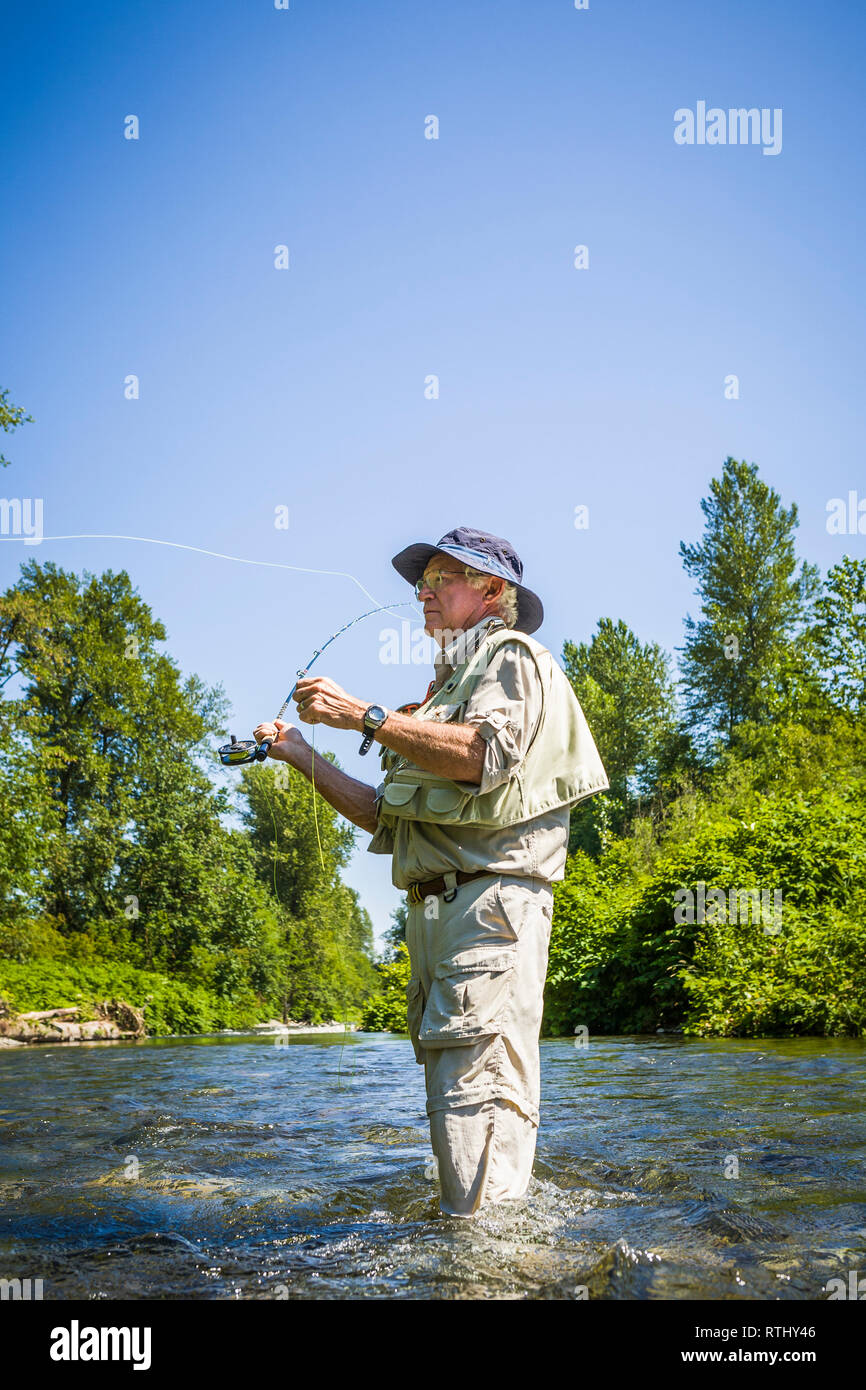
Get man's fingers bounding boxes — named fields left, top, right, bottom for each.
left=296, top=675, right=340, bottom=696
left=254, top=720, right=299, bottom=741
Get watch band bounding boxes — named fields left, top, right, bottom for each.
left=359, top=705, right=388, bottom=756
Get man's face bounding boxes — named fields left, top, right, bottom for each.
left=416, top=553, right=504, bottom=646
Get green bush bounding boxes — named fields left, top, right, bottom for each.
left=681, top=899, right=866, bottom=1036
left=544, top=784, right=866, bottom=1038
left=361, top=943, right=411, bottom=1032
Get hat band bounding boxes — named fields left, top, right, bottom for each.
left=437, top=544, right=520, bottom=587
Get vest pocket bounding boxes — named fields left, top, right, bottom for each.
left=419, top=947, right=516, bottom=1048
left=424, top=785, right=472, bottom=816
left=381, top=777, right=475, bottom=823
left=382, top=781, right=420, bottom=815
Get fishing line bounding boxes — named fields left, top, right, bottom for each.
left=308, top=729, right=350, bottom=1088
left=309, top=725, right=352, bottom=1089
left=0, top=533, right=410, bottom=615
left=309, top=726, right=324, bottom=872
left=221, top=599, right=419, bottom=1082
left=266, top=779, right=279, bottom=900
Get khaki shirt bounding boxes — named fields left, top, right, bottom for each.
left=367, top=618, right=570, bottom=889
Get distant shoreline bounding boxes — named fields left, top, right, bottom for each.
left=0, top=1009, right=360, bottom=1047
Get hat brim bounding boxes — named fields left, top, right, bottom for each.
left=391, top=541, right=544, bottom=636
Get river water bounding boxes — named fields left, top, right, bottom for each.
left=0, top=1033, right=863, bottom=1300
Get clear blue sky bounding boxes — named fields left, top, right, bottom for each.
left=2, top=0, right=865, bottom=945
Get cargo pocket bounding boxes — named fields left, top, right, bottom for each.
left=405, top=976, right=426, bottom=1064
left=419, top=947, right=516, bottom=1049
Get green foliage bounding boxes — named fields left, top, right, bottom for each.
left=563, top=617, right=681, bottom=805
left=681, top=900, right=866, bottom=1036
left=0, top=561, right=380, bottom=1033
left=0, top=560, right=227, bottom=931
left=0, top=387, right=33, bottom=468
left=361, top=943, right=412, bottom=1032
left=678, top=457, right=820, bottom=745
left=0, top=956, right=262, bottom=1035
left=813, top=555, right=866, bottom=717
left=0, top=706, right=55, bottom=927
left=4, top=453, right=865, bottom=1045
left=384, top=899, right=408, bottom=953
left=239, top=762, right=378, bottom=1023
left=241, top=755, right=355, bottom=916
left=540, top=456, right=866, bottom=1040
left=545, top=768, right=866, bottom=1039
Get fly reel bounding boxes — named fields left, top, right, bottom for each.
left=216, top=598, right=416, bottom=771
left=218, top=735, right=268, bottom=767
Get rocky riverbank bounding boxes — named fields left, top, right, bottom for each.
left=0, top=1001, right=358, bottom=1046
left=0, top=1000, right=147, bottom=1046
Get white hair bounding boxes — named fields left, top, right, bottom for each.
left=464, top=567, right=519, bottom=628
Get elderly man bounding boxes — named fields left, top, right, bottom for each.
left=254, top=527, right=608, bottom=1217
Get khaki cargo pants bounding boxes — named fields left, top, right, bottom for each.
left=405, top=872, right=553, bottom=1217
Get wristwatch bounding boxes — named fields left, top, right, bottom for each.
left=359, top=704, right=389, bottom=755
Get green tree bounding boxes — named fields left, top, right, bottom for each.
left=384, top=899, right=408, bottom=954
left=563, top=618, right=680, bottom=803
left=239, top=761, right=376, bottom=1022
left=0, top=559, right=379, bottom=1030
left=562, top=618, right=687, bottom=849
left=813, top=555, right=866, bottom=717
left=0, top=699, right=55, bottom=941
left=678, top=457, right=820, bottom=745
left=0, top=387, right=33, bottom=468
left=0, top=560, right=225, bottom=931
left=117, top=745, right=276, bottom=992
left=240, top=757, right=355, bottom=916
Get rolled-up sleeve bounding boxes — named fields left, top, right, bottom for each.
left=462, top=642, right=543, bottom=795
left=366, top=779, right=396, bottom=854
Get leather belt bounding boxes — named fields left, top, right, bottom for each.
left=406, top=868, right=492, bottom=905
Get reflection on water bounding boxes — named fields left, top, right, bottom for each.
left=0, top=1034, right=863, bottom=1300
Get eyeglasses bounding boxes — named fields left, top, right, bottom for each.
left=413, top=567, right=469, bottom=600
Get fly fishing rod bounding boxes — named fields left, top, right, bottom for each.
left=218, top=600, right=417, bottom=767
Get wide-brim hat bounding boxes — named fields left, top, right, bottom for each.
left=391, top=526, right=544, bottom=635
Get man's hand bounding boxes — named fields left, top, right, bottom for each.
left=253, top=712, right=380, bottom=833
left=261, top=674, right=486, bottom=785
left=292, top=676, right=368, bottom=731
left=253, top=718, right=306, bottom=762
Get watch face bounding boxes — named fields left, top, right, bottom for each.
left=367, top=705, right=386, bottom=724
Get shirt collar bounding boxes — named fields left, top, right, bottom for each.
left=434, top=614, right=506, bottom=675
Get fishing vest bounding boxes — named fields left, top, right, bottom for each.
left=377, top=625, right=609, bottom=830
